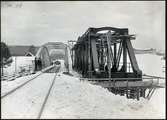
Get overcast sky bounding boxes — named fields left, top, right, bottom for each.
left=1, top=1, right=165, bottom=50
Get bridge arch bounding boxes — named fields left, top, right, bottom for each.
left=34, top=42, right=69, bottom=72
left=35, top=46, right=51, bottom=70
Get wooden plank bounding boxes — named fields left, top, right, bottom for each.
left=86, top=77, right=142, bottom=81
left=91, top=81, right=164, bottom=88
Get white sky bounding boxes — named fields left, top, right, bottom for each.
left=1, top=1, right=165, bottom=50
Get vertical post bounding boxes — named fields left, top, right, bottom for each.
left=71, top=42, right=73, bottom=68
left=113, top=43, right=117, bottom=69
left=123, top=32, right=127, bottom=73
left=15, top=57, right=17, bottom=76
left=126, top=80, right=129, bottom=98
left=66, top=46, right=69, bottom=73
left=100, top=40, right=104, bottom=67
left=136, top=88, right=140, bottom=100
left=1, top=57, right=4, bottom=76
left=74, top=49, right=76, bottom=69
left=106, top=31, right=112, bottom=79
left=116, top=41, right=122, bottom=69
left=88, top=34, right=92, bottom=78
left=1, top=62, right=3, bottom=76
left=91, top=38, right=99, bottom=71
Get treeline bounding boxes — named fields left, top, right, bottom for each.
left=1, top=42, right=12, bottom=65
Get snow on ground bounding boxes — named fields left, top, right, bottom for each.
left=1, top=71, right=41, bottom=97
left=136, top=54, right=165, bottom=78
left=1, top=73, right=56, bottom=119
left=41, top=73, right=164, bottom=119
left=2, top=56, right=35, bottom=77
left=2, top=72, right=164, bottom=119
left=135, top=54, right=166, bottom=118
left=1, top=53, right=165, bottom=119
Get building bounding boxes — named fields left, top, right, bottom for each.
left=8, top=45, right=39, bottom=56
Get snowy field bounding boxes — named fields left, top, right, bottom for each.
left=136, top=54, right=165, bottom=78
left=1, top=71, right=41, bottom=97
left=1, top=53, right=166, bottom=119
left=41, top=73, right=165, bottom=119
left=2, top=56, right=35, bottom=78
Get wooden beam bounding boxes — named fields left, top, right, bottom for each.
left=91, top=81, right=164, bottom=88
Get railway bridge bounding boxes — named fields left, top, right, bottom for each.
left=69, top=27, right=165, bottom=100
left=34, top=42, right=69, bottom=73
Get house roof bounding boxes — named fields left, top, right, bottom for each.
left=8, top=45, right=39, bottom=56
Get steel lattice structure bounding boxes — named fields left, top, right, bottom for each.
left=70, top=27, right=164, bottom=100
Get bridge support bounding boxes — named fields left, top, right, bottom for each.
left=72, top=27, right=164, bottom=100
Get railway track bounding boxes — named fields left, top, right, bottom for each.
left=1, top=65, right=55, bottom=98
left=37, top=67, right=59, bottom=119
left=1, top=65, right=60, bottom=119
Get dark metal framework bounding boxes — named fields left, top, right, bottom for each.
left=72, top=27, right=142, bottom=79
left=35, top=42, right=69, bottom=72
left=71, top=27, right=164, bottom=100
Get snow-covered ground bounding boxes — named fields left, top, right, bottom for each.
left=136, top=54, right=165, bottom=78
left=41, top=73, right=165, bottom=119
left=2, top=56, right=35, bottom=78
left=1, top=73, right=56, bottom=119
left=2, top=72, right=165, bottom=119
left=1, top=53, right=165, bottom=119
left=1, top=71, right=41, bottom=97
left=135, top=54, right=165, bottom=119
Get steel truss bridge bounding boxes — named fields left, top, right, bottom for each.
left=69, top=27, right=165, bottom=100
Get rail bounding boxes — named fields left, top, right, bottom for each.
left=37, top=67, right=60, bottom=119
left=1, top=64, right=55, bottom=99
